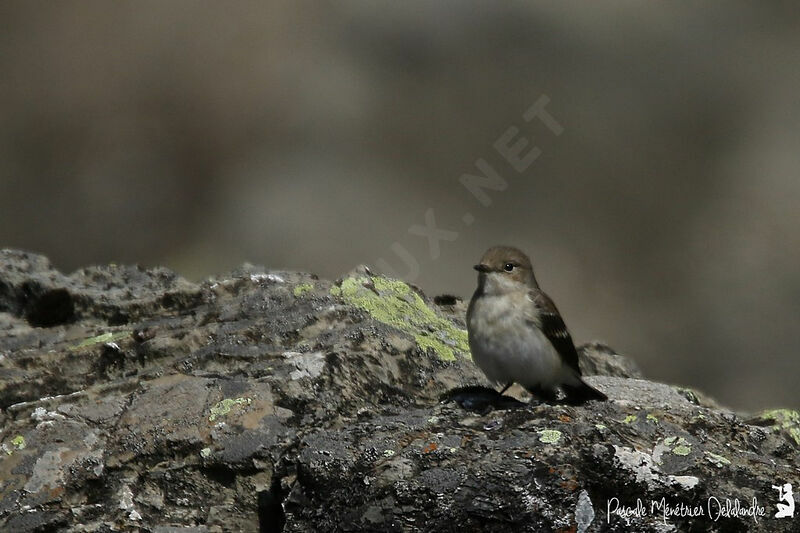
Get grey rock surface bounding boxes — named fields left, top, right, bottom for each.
left=0, top=250, right=798, bottom=532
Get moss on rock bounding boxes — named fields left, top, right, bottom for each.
left=72, top=331, right=131, bottom=350
left=538, top=429, right=562, bottom=444
left=756, top=409, right=800, bottom=445
left=293, top=283, right=314, bottom=297
left=208, top=397, right=252, bottom=422
left=330, top=276, right=470, bottom=361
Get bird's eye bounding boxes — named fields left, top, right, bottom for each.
left=503, top=263, right=514, bottom=272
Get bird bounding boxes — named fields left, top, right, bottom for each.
left=466, top=245, right=607, bottom=405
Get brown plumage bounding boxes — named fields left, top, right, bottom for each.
left=467, top=245, right=607, bottom=404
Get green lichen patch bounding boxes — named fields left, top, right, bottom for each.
left=330, top=276, right=470, bottom=361
left=622, top=414, right=638, bottom=424
left=705, top=451, right=731, bottom=467
left=6, top=435, right=26, bottom=454
left=538, top=429, right=562, bottom=444
left=675, top=387, right=700, bottom=405
left=72, top=331, right=131, bottom=349
left=673, top=443, right=691, bottom=456
left=293, top=283, right=314, bottom=297
left=662, top=436, right=692, bottom=456
left=208, top=397, right=252, bottom=422
left=756, top=409, right=800, bottom=445
left=646, top=414, right=659, bottom=423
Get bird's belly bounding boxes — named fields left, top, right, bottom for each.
left=468, top=305, right=564, bottom=388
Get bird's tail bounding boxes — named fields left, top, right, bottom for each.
left=562, top=379, right=607, bottom=405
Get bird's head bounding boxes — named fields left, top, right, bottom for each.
left=474, top=245, right=538, bottom=294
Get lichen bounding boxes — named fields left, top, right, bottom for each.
left=675, top=387, right=699, bottom=404
left=208, top=397, right=252, bottom=422
left=622, top=414, right=638, bottom=424
left=5, top=435, right=26, bottom=454
left=646, top=414, right=658, bottom=423
left=756, top=409, right=800, bottom=445
left=672, top=443, right=691, bottom=456
left=73, top=331, right=131, bottom=349
left=329, top=276, right=470, bottom=361
left=538, top=429, right=562, bottom=444
left=671, top=475, right=699, bottom=490
left=11, top=435, right=25, bottom=450
left=705, top=451, right=731, bottom=467
left=293, top=283, right=314, bottom=297
left=663, top=436, right=691, bottom=456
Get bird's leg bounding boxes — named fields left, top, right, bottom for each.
left=498, top=382, right=513, bottom=395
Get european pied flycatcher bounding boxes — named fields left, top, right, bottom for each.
left=467, top=246, right=607, bottom=405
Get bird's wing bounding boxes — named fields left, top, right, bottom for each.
left=527, top=289, right=582, bottom=375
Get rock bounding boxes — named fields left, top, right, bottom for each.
left=578, top=341, right=642, bottom=379
left=0, top=250, right=797, bottom=532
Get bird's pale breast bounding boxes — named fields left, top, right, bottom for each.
left=467, top=293, right=567, bottom=388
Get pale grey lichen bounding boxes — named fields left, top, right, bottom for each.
left=538, top=429, right=562, bottom=444
left=208, top=397, right=252, bottom=422
left=575, top=489, right=595, bottom=533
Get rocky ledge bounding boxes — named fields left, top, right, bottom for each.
left=0, top=250, right=798, bottom=532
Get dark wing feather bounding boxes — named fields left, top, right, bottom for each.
left=528, top=290, right=581, bottom=375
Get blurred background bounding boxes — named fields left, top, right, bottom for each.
left=1, top=2, right=799, bottom=411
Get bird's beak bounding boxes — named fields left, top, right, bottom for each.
left=474, top=264, right=491, bottom=273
